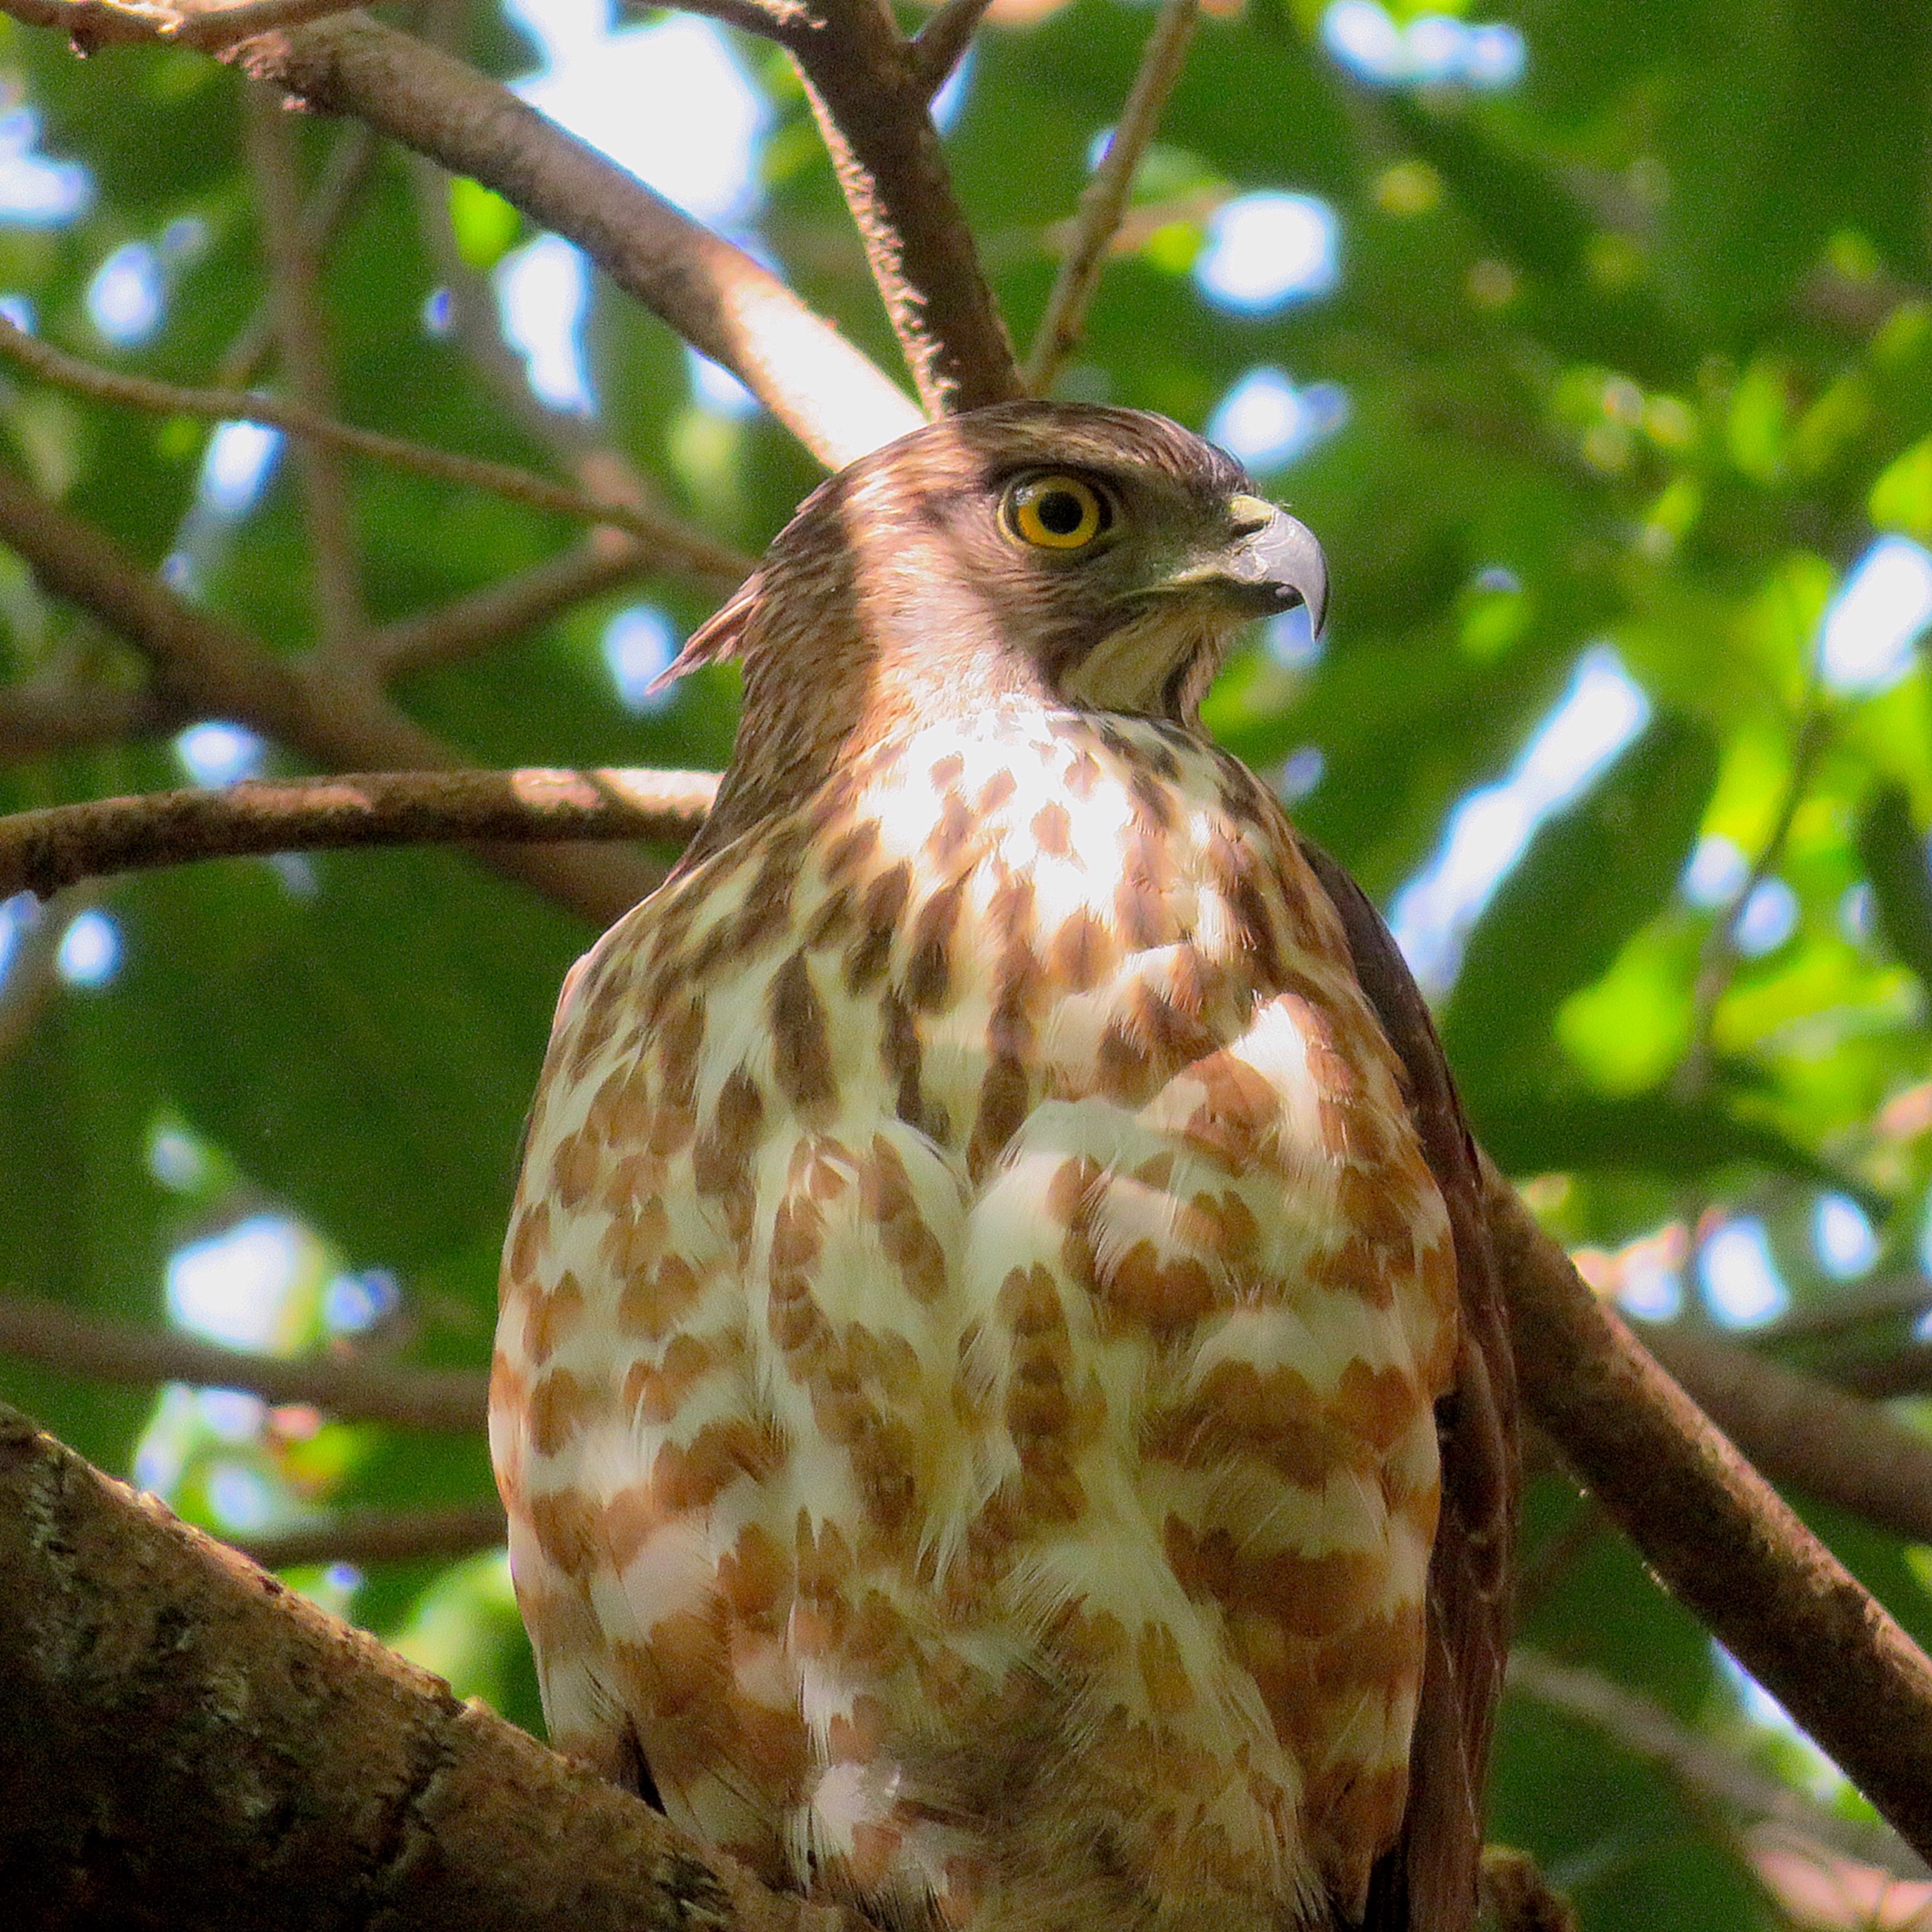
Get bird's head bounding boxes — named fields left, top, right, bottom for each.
left=663, top=402, right=1326, bottom=845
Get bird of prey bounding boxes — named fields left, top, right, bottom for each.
left=490, top=402, right=1515, bottom=1932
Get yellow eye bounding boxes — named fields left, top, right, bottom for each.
left=1003, top=473, right=1114, bottom=551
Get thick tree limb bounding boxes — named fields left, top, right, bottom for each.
left=0, top=315, right=749, bottom=585
left=0, top=1403, right=851, bottom=1931
left=233, top=11, right=924, bottom=465
left=0, top=461, right=664, bottom=926
left=235, top=1498, right=506, bottom=1569
left=0, top=1293, right=488, bottom=1429
left=1488, top=1166, right=1932, bottom=1863
left=1023, top=0, right=1200, bottom=396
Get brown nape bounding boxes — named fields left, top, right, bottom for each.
left=683, top=402, right=1269, bottom=859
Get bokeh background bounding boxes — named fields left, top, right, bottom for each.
left=4, top=0, right=1932, bottom=1924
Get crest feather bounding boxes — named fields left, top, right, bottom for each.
left=647, top=572, right=761, bottom=695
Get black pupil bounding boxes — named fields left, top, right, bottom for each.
left=1038, top=488, right=1086, bottom=536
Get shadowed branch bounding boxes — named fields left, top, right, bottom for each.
left=0, top=1402, right=857, bottom=1930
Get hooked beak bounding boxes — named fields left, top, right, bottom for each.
left=1156, top=494, right=1329, bottom=634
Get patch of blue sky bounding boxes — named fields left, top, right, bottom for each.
left=86, top=240, right=165, bottom=348
left=148, top=1124, right=210, bottom=1193
left=604, top=604, right=679, bottom=712
left=165, top=1213, right=310, bottom=1353
left=495, top=235, right=595, bottom=414
left=0, top=295, right=33, bottom=333
left=323, top=1268, right=400, bottom=1335
left=930, top=44, right=974, bottom=136
left=0, top=106, right=92, bottom=226
left=0, top=890, right=35, bottom=990
left=1682, top=832, right=1749, bottom=909
left=1265, top=604, right=1323, bottom=670
left=1206, top=366, right=1349, bottom=473
left=199, top=420, right=285, bottom=519
left=55, top=908, right=121, bottom=988
left=510, top=5, right=770, bottom=229
left=1618, top=1253, right=1682, bottom=1322
left=687, top=345, right=760, bottom=419
left=1278, top=745, right=1325, bottom=803
left=1698, top=1216, right=1791, bottom=1328
left=197, top=1387, right=267, bottom=1445
left=1390, top=644, right=1650, bottom=997
left=493, top=9, right=770, bottom=416
left=1812, top=1193, right=1877, bottom=1281
left=205, top=1461, right=277, bottom=1532
left=1713, top=1642, right=1847, bottom=1800
left=1733, top=876, right=1797, bottom=957
left=1195, top=194, right=1339, bottom=315
left=1321, top=2, right=1525, bottom=90
left=1819, top=535, right=1932, bottom=692
left=175, top=721, right=268, bottom=787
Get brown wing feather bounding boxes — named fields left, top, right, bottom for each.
left=1299, top=839, right=1521, bottom=1932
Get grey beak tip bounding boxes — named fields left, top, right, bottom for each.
left=1267, top=511, right=1329, bottom=637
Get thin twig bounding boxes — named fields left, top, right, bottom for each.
left=0, top=767, right=718, bottom=898
left=908, top=0, right=995, bottom=100
left=1509, top=1649, right=1924, bottom=1878
left=233, top=1498, right=505, bottom=1569
left=232, top=10, right=924, bottom=465
left=0, top=1292, right=487, bottom=1428
left=0, top=316, right=749, bottom=588
left=1677, top=705, right=1829, bottom=1097
left=0, top=459, right=666, bottom=926
left=0, top=0, right=363, bottom=54
left=217, top=120, right=383, bottom=392
left=1486, top=1158, right=1932, bottom=1863
left=242, top=81, right=368, bottom=667
left=368, top=535, right=675, bottom=681
left=1022, top=0, right=1201, bottom=396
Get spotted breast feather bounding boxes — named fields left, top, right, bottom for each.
left=491, top=703, right=1458, bottom=1932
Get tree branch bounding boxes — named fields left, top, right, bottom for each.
left=765, top=0, right=1022, bottom=414
left=218, top=118, right=383, bottom=391
left=367, top=535, right=678, bottom=681
left=0, top=316, right=750, bottom=588
left=231, top=10, right=923, bottom=465
left=0, top=1402, right=852, bottom=1930
left=234, top=1498, right=505, bottom=1569
left=0, top=0, right=360, bottom=53
left=1508, top=1648, right=1923, bottom=1878
left=0, top=459, right=665, bottom=926
left=0, top=669, right=178, bottom=762
left=1486, top=1164, right=1932, bottom=1863
left=0, top=1293, right=487, bottom=1428
left=0, top=767, right=717, bottom=899
left=1638, top=1320, right=1932, bottom=1550
left=1022, top=0, right=1200, bottom=396
left=907, top=0, right=993, bottom=98
left=243, top=78, right=369, bottom=667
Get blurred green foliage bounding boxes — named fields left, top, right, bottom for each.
left=5, top=0, right=1932, bottom=1923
